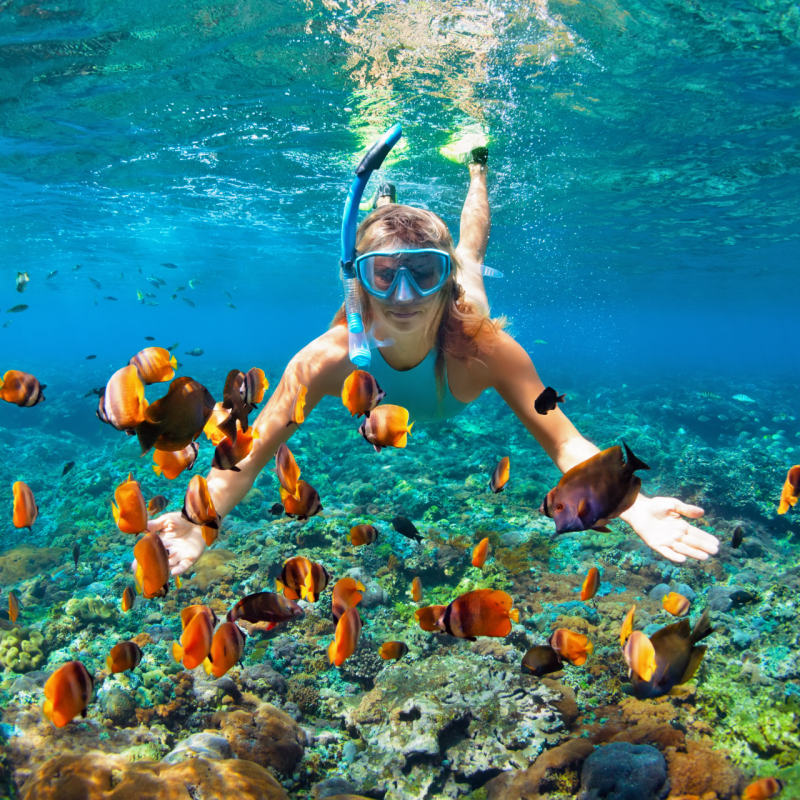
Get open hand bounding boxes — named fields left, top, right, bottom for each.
left=131, top=512, right=207, bottom=576
left=624, top=496, right=720, bottom=563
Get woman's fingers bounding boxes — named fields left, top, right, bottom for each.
left=671, top=500, right=704, bottom=518
left=171, top=558, right=194, bottom=576
left=671, top=540, right=710, bottom=560
left=682, top=528, right=719, bottom=554
left=147, top=516, right=167, bottom=533
left=656, top=545, right=686, bottom=563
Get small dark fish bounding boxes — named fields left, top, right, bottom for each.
left=176, top=286, right=186, bottom=291
left=144, top=292, right=156, bottom=299
left=85, top=355, right=96, bottom=360
left=16, top=272, right=29, bottom=293
left=89, top=278, right=101, bottom=290
left=150, top=276, right=166, bottom=286
left=392, top=515, right=424, bottom=543
left=145, top=301, right=158, bottom=306
left=83, top=386, right=104, bottom=398
left=2, top=321, right=11, bottom=329
left=185, top=348, right=204, bottom=356
left=227, top=591, right=304, bottom=627
left=147, top=495, right=168, bottom=516
left=73, top=264, right=82, bottom=271
left=144, top=336, right=155, bottom=341
left=161, top=262, right=178, bottom=269
left=171, top=294, right=177, bottom=300
left=61, top=461, right=76, bottom=476
left=223, top=291, right=233, bottom=300
left=699, top=391, right=721, bottom=400
left=732, top=526, right=744, bottom=549
left=136, top=263, right=142, bottom=274
left=72, top=543, right=80, bottom=570
left=521, top=645, right=563, bottom=677
left=166, top=342, right=179, bottom=351
left=227, top=303, right=237, bottom=309
left=146, top=279, right=160, bottom=289
left=46, top=270, right=58, bottom=280
left=103, top=296, right=118, bottom=301
left=269, top=502, right=284, bottom=516
left=6, top=305, right=28, bottom=313
left=534, top=386, right=566, bottom=415
left=182, top=298, right=196, bottom=308
left=729, top=590, right=757, bottom=607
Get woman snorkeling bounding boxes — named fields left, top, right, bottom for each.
left=147, top=128, right=719, bottom=575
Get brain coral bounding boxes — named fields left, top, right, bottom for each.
left=0, top=628, right=45, bottom=673
left=0, top=546, right=67, bottom=584
left=64, top=596, right=115, bottom=623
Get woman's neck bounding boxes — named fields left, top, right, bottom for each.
left=374, top=324, right=432, bottom=370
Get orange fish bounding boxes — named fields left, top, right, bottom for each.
left=242, top=367, right=268, bottom=406
left=743, top=778, right=786, bottom=800
left=662, top=591, right=691, bottom=616
left=580, top=567, right=600, bottom=601
left=203, top=402, right=239, bottom=446
left=415, top=605, right=446, bottom=632
left=96, top=365, right=148, bottom=431
left=280, top=480, right=323, bottom=521
left=620, top=604, right=636, bottom=647
left=43, top=661, right=93, bottom=728
left=152, top=442, right=199, bottom=480
left=147, top=495, right=168, bottom=517
left=777, top=465, right=800, bottom=515
left=548, top=628, right=594, bottom=666
left=411, top=577, right=422, bottom=602
left=275, top=443, right=301, bottom=499
left=106, top=641, right=143, bottom=674
left=129, top=347, right=177, bottom=384
left=623, top=630, right=656, bottom=681
left=328, top=607, right=362, bottom=666
left=287, top=383, right=307, bottom=427
left=0, top=369, right=45, bottom=406
left=181, top=475, right=220, bottom=532
left=133, top=531, right=170, bottom=599
left=206, top=621, right=247, bottom=678
left=173, top=605, right=216, bottom=669
left=440, top=589, right=520, bottom=639
left=212, top=426, right=260, bottom=472
left=276, top=556, right=331, bottom=603
left=8, top=591, right=19, bottom=623
left=358, top=404, right=413, bottom=452
left=121, top=586, right=136, bottom=613
left=379, top=641, right=409, bottom=661
left=350, top=524, right=379, bottom=546
left=331, top=577, right=365, bottom=625
left=12, top=481, right=38, bottom=530
left=112, top=473, right=148, bottom=534
left=342, top=369, right=386, bottom=418
left=490, top=456, right=510, bottom=493
left=472, top=537, right=489, bottom=568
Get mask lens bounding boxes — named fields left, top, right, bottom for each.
left=358, top=251, right=449, bottom=297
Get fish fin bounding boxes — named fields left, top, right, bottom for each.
left=373, top=445, right=381, bottom=453
left=357, top=581, right=366, bottom=591
left=509, top=608, right=520, bottom=623
left=135, top=421, right=161, bottom=455
left=327, top=639, right=336, bottom=664
left=175, top=575, right=182, bottom=589
left=106, top=656, right=113, bottom=671
left=557, top=394, right=566, bottom=403
left=170, top=356, right=177, bottom=369
left=577, top=498, right=591, bottom=522
left=111, top=501, right=120, bottom=525
left=407, top=421, right=415, bottom=435
left=172, top=642, right=184, bottom=663
left=263, top=622, right=276, bottom=631
left=229, top=465, right=241, bottom=472
left=202, top=658, right=212, bottom=675
left=622, top=441, right=650, bottom=471
left=690, top=608, right=715, bottom=644
left=679, top=645, right=707, bottom=684
left=152, top=465, right=163, bottom=477
left=42, top=698, right=53, bottom=722
left=592, top=525, right=612, bottom=533
left=299, top=584, right=308, bottom=600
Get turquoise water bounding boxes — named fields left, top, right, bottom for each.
left=1, top=1, right=800, bottom=798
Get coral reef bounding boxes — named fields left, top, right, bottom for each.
left=0, top=627, right=45, bottom=673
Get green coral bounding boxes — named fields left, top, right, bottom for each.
left=0, top=627, right=46, bottom=673
left=64, top=595, right=115, bottom=623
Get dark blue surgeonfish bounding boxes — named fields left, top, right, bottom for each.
left=539, top=442, right=650, bottom=534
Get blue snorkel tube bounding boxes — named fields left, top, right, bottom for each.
left=340, top=123, right=403, bottom=368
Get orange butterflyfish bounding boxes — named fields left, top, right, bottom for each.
left=349, top=524, right=379, bottom=546
left=133, top=532, right=170, bottom=599
left=106, top=641, right=143, bottom=674
left=180, top=604, right=217, bottom=630
left=580, top=567, right=600, bottom=601
left=489, top=456, right=510, bottom=493
left=548, top=628, right=594, bottom=666
left=205, top=621, right=247, bottom=678
left=121, top=586, right=136, bottom=613
left=212, top=426, right=260, bottom=472
left=439, top=589, right=519, bottom=639
left=342, top=369, right=386, bottom=418
left=129, top=347, right=177, bottom=385
left=331, top=578, right=365, bottom=625
left=96, top=365, right=148, bottom=431
left=275, top=443, right=301, bottom=498
left=181, top=475, right=220, bottom=531
left=472, top=537, right=490, bottom=568
left=276, top=556, right=331, bottom=603
left=379, top=641, right=409, bottom=661
left=777, top=465, right=800, bottom=515
left=12, top=481, right=38, bottom=530
left=280, top=480, right=323, bottom=521
left=411, top=577, right=422, bottom=602
left=358, top=404, right=413, bottom=452
left=147, top=495, right=168, bottom=517
left=662, top=591, right=691, bottom=616
left=111, top=472, right=148, bottom=534
left=743, top=778, right=786, bottom=800
left=43, top=661, right=93, bottom=728
left=327, top=607, right=362, bottom=667
left=152, top=442, right=199, bottom=480
left=173, top=607, right=215, bottom=670
left=8, top=591, right=19, bottom=623
left=203, top=402, right=239, bottom=446
left=287, top=383, right=308, bottom=427
left=415, top=605, right=446, bottom=632
left=243, top=367, right=268, bottom=406
left=620, top=604, right=636, bottom=647
left=623, top=630, right=656, bottom=681
left=0, top=370, right=45, bottom=406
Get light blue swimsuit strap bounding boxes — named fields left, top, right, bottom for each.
left=368, top=348, right=470, bottom=423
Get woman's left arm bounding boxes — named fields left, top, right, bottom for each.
left=490, top=334, right=719, bottom=563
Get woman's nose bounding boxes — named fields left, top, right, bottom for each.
left=392, top=272, right=416, bottom=304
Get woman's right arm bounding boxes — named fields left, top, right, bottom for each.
left=147, top=326, right=353, bottom=575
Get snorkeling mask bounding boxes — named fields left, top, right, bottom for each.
left=355, top=248, right=451, bottom=300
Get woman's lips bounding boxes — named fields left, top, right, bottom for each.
left=389, top=309, right=418, bottom=319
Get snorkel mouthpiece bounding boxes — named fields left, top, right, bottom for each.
left=340, top=123, right=403, bottom=367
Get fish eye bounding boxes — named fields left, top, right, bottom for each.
left=556, top=503, right=564, bottom=512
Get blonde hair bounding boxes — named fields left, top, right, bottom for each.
left=331, top=204, right=504, bottom=406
